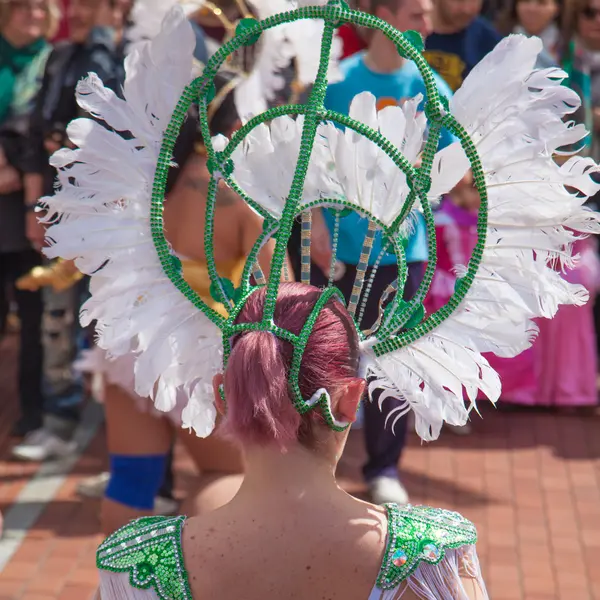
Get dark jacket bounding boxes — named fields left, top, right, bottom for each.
left=0, top=40, right=49, bottom=253
left=0, top=27, right=122, bottom=253
left=25, top=27, right=123, bottom=196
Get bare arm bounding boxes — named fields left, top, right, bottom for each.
left=23, top=173, right=46, bottom=251
left=23, top=172, right=43, bottom=205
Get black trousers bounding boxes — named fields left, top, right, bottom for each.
left=0, top=250, right=44, bottom=427
left=333, top=262, right=424, bottom=482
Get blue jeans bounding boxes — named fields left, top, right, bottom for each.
left=42, top=276, right=90, bottom=431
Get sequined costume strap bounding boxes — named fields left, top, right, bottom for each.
left=376, top=504, right=478, bottom=591
left=97, top=516, right=191, bottom=600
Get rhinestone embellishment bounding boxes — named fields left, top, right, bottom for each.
left=422, top=543, right=441, bottom=561
left=392, top=549, right=408, bottom=567
left=376, top=504, right=478, bottom=591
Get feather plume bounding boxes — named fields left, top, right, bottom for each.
left=42, top=8, right=222, bottom=437
left=364, top=35, right=600, bottom=440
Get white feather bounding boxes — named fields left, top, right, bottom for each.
left=225, top=91, right=427, bottom=227
left=126, top=0, right=203, bottom=55
left=365, top=34, right=600, bottom=441
left=42, top=7, right=221, bottom=437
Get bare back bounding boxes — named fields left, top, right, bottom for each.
left=182, top=498, right=389, bottom=600
left=97, top=502, right=489, bottom=600
left=163, top=152, right=270, bottom=268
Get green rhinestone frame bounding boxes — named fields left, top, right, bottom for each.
left=150, top=0, right=488, bottom=431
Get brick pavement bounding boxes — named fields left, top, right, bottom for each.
left=1, top=332, right=599, bottom=600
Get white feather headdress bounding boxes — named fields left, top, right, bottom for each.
left=125, top=0, right=341, bottom=119
left=43, top=6, right=600, bottom=441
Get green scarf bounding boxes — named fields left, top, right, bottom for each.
left=561, top=39, right=594, bottom=155
left=0, top=34, right=47, bottom=124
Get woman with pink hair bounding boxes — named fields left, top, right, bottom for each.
left=42, top=3, right=600, bottom=598
left=94, top=282, right=489, bottom=599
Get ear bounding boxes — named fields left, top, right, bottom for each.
left=212, top=373, right=226, bottom=416
left=375, top=4, right=392, bottom=23
left=336, top=378, right=366, bottom=424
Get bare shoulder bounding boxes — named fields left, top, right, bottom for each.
left=180, top=508, right=238, bottom=566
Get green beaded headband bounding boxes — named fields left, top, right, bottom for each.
left=149, top=0, right=487, bottom=431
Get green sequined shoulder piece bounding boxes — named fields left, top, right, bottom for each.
left=96, top=515, right=192, bottom=600
left=377, top=504, right=478, bottom=591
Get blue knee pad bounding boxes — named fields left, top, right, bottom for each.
left=105, top=454, right=167, bottom=510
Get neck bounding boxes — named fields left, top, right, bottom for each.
left=365, top=32, right=405, bottom=73
left=0, top=29, right=35, bottom=49
left=231, top=444, right=345, bottom=510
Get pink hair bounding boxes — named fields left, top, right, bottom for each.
left=221, top=283, right=361, bottom=450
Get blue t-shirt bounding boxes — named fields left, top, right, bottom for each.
left=424, top=17, right=502, bottom=92
left=323, top=53, right=455, bottom=266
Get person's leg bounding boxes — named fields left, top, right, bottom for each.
left=10, top=250, right=45, bottom=435
left=177, top=427, right=244, bottom=474
left=363, top=264, right=410, bottom=494
left=101, top=383, right=173, bottom=535
left=338, top=262, right=424, bottom=503
left=157, top=444, right=176, bottom=499
left=42, top=284, right=82, bottom=437
left=0, top=268, right=8, bottom=340
left=12, top=276, right=86, bottom=458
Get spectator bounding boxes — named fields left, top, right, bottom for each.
left=562, top=0, right=600, bottom=161
left=561, top=0, right=600, bottom=364
left=11, top=0, right=126, bottom=461
left=318, top=0, right=456, bottom=505
left=497, top=0, right=562, bottom=67
left=481, top=0, right=511, bottom=20
left=336, top=0, right=372, bottom=58
left=0, top=0, right=58, bottom=437
left=424, top=0, right=502, bottom=91
left=425, top=187, right=538, bottom=407
left=337, top=22, right=369, bottom=57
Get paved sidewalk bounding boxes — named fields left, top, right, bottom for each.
left=1, top=333, right=599, bottom=600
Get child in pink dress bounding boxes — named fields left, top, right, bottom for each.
left=425, top=196, right=537, bottom=406
left=535, top=237, right=600, bottom=407
left=426, top=195, right=600, bottom=409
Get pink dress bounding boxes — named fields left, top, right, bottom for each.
left=425, top=199, right=599, bottom=406
left=534, top=238, right=600, bottom=407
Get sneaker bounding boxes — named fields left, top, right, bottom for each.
left=154, top=496, right=179, bottom=516
left=11, top=428, right=77, bottom=461
left=369, top=476, right=409, bottom=506
left=77, top=472, right=110, bottom=498
left=446, top=423, right=472, bottom=436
